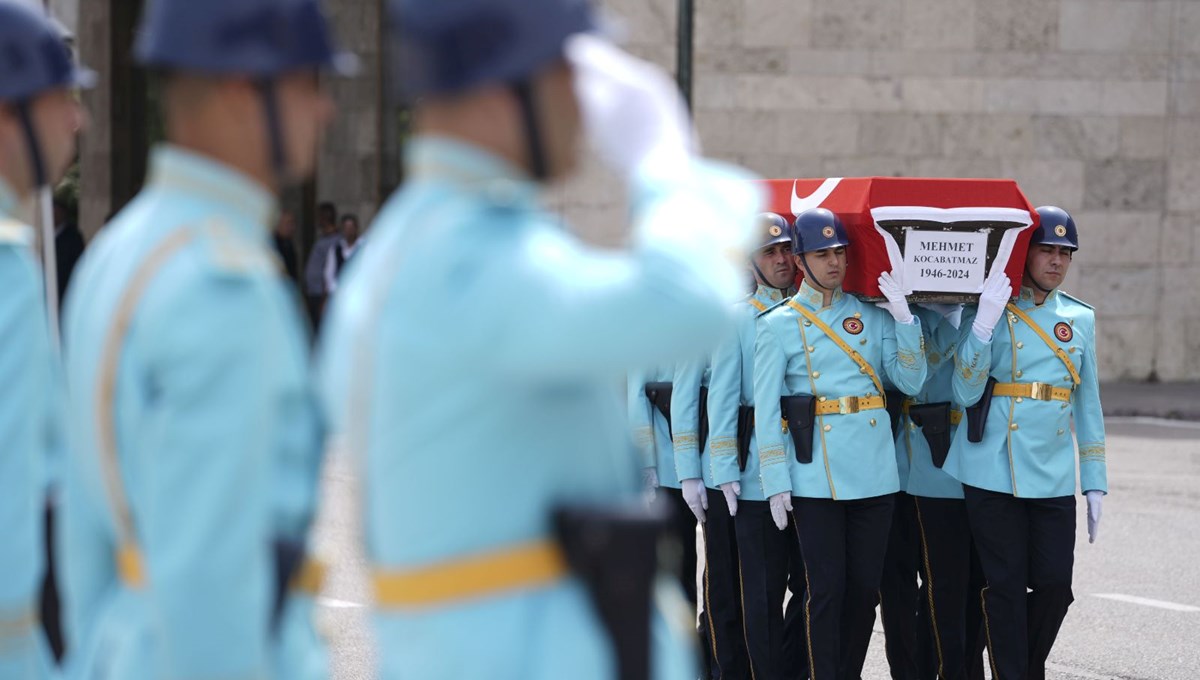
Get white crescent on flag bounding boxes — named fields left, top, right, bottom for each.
left=791, top=177, right=843, bottom=217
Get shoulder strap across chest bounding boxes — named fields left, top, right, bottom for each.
left=786, top=300, right=885, bottom=397
left=1005, top=303, right=1081, bottom=386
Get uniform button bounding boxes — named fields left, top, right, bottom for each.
left=1016, top=341, right=1024, bottom=349
left=1010, top=423, right=1019, bottom=431
left=1015, top=370, right=1023, bottom=378
left=909, top=423, right=917, bottom=431
left=804, top=320, right=812, bottom=327
left=1057, top=429, right=1065, bottom=435
left=1064, top=376, right=1071, bottom=382
left=1069, top=347, right=1077, bottom=354
left=818, top=396, right=828, bottom=402
left=807, top=346, right=815, bottom=353
left=1061, top=403, right=1069, bottom=410
left=869, top=419, right=877, bottom=426
left=854, top=312, right=862, bottom=319
left=1015, top=397, right=1023, bottom=403
left=812, top=371, right=821, bottom=379
left=823, top=424, right=832, bottom=432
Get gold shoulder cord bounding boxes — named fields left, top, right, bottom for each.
left=785, top=301, right=886, bottom=397
left=96, top=229, right=198, bottom=584
left=1004, top=304, right=1081, bottom=386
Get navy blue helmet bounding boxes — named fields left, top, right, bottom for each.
left=1031, top=206, right=1079, bottom=251
left=388, top=0, right=596, bottom=98
left=135, top=0, right=357, bottom=77
left=792, top=208, right=851, bottom=255
left=0, top=1, right=94, bottom=102
left=756, top=212, right=792, bottom=252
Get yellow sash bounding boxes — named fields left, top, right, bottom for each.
left=1005, top=303, right=1081, bottom=386
left=785, top=301, right=885, bottom=398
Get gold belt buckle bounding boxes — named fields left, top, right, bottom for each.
left=838, top=396, right=860, bottom=415
left=1029, top=382, right=1054, bottom=401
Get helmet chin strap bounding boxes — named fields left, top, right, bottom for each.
left=512, top=79, right=549, bottom=182
left=1024, top=264, right=1054, bottom=294
left=256, top=79, right=288, bottom=187
left=799, top=252, right=832, bottom=292
left=751, top=260, right=789, bottom=296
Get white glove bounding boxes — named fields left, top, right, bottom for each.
left=642, top=467, right=659, bottom=503
left=681, top=478, right=708, bottom=523
left=972, top=268, right=1011, bottom=342
left=565, top=34, right=695, bottom=181
left=876, top=270, right=914, bottom=325
left=768, top=492, right=792, bottom=532
left=1086, top=490, right=1104, bottom=544
left=719, top=481, right=740, bottom=517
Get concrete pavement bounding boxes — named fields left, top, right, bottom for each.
left=313, top=416, right=1200, bottom=679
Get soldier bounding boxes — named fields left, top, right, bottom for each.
left=945, top=207, right=1107, bottom=680
left=672, top=282, right=755, bottom=677
left=58, top=0, right=352, bottom=677
left=0, top=2, right=91, bottom=675
left=315, top=0, right=761, bottom=677
left=880, top=301, right=988, bottom=680
left=706, top=212, right=808, bottom=680
left=629, top=364, right=700, bottom=632
left=754, top=208, right=928, bottom=680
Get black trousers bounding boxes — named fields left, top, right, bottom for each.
left=784, top=520, right=810, bottom=680
left=963, top=486, right=1075, bottom=680
left=791, top=494, right=895, bottom=680
left=696, top=488, right=750, bottom=679
left=909, top=496, right=988, bottom=680
left=879, top=493, right=921, bottom=680
left=735, top=499, right=799, bottom=680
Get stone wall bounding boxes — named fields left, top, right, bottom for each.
left=549, top=0, right=1200, bottom=381
left=69, top=0, right=1199, bottom=380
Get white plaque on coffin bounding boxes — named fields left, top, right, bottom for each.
left=902, top=230, right=988, bottom=293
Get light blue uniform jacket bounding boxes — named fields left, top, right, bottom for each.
left=753, top=281, right=928, bottom=500
left=944, top=288, right=1107, bottom=498
left=629, top=365, right=681, bottom=489
left=0, top=179, right=58, bottom=679
left=59, top=146, right=326, bottom=680
left=705, top=285, right=789, bottom=501
left=670, top=359, right=711, bottom=487
left=899, top=307, right=966, bottom=500
left=317, top=137, right=759, bottom=680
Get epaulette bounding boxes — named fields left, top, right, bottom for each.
left=0, top=218, right=33, bottom=247
left=201, top=220, right=280, bottom=276
left=756, top=297, right=791, bottom=318
left=1057, top=290, right=1095, bottom=311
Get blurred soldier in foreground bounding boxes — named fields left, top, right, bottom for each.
left=58, top=0, right=353, bottom=677
left=316, top=0, right=760, bottom=677
left=0, top=2, right=91, bottom=676
left=946, top=207, right=1107, bottom=680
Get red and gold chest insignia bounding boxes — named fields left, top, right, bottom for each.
left=1054, top=322, right=1073, bottom=342
left=843, top=317, right=864, bottom=335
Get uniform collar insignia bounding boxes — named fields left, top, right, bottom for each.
left=1018, top=285, right=1056, bottom=307
left=755, top=284, right=786, bottom=304
left=407, top=136, right=539, bottom=208
left=147, top=145, right=276, bottom=237
left=796, top=280, right=841, bottom=310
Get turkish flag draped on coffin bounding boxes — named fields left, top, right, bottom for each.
left=756, top=177, right=1039, bottom=302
